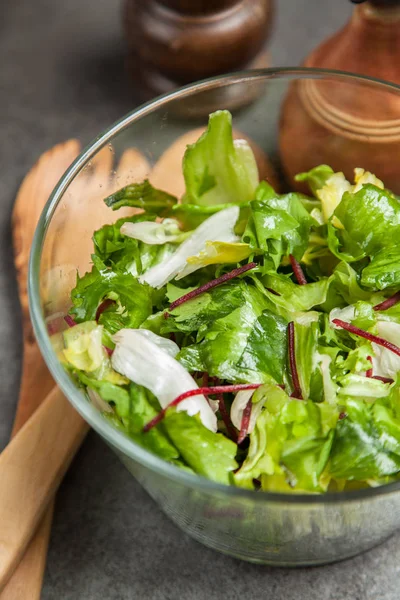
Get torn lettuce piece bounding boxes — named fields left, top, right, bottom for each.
left=163, top=411, right=238, bottom=484
left=295, top=164, right=334, bottom=197
left=243, top=182, right=315, bottom=267
left=111, top=328, right=217, bottom=431
left=296, top=166, right=384, bottom=225
left=103, top=179, right=177, bottom=217
left=234, top=384, right=337, bottom=492
left=260, top=272, right=333, bottom=313
left=371, top=321, right=400, bottom=380
left=361, top=246, right=400, bottom=291
left=63, top=321, right=105, bottom=372
left=332, top=262, right=372, bottom=305
left=330, top=397, right=400, bottom=481
left=182, top=241, right=252, bottom=273
left=182, top=110, right=258, bottom=210
left=162, top=280, right=259, bottom=337
left=120, top=218, right=189, bottom=245
left=293, top=316, right=322, bottom=401
left=179, top=292, right=288, bottom=385
left=330, top=184, right=400, bottom=262
left=93, top=214, right=157, bottom=266
left=70, top=256, right=152, bottom=334
left=139, top=206, right=239, bottom=288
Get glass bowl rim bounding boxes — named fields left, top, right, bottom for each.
left=29, top=66, right=400, bottom=505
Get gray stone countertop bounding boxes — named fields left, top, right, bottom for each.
left=3, top=1, right=399, bottom=598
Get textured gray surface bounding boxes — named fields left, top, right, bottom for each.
left=4, top=0, right=399, bottom=598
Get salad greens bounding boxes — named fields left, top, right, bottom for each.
left=54, top=109, right=400, bottom=493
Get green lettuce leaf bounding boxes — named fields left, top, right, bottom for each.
left=181, top=110, right=258, bottom=214
left=179, top=294, right=288, bottom=385
left=295, top=165, right=334, bottom=197
left=234, top=385, right=337, bottom=492
left=361, top=245, right=400, bottom=290
left=330, top=398, right=400, bottom=481
left=70, top=256, right=152, bottom=334
left=243, top=183, right=316, bottom=267
left=294, top=317, right=323, bottom=401
left=329, top=184, right=400, bottom=261
left=103, top=180, right=177, bottom=216
left=163, top=410, right=238, bottom=484
left=260, top=273, right=332, bottom=313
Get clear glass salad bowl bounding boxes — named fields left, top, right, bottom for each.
left=29, top=68, right=400, bottom=566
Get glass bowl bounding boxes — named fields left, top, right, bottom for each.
left=29, top=68, right=400, bottom=566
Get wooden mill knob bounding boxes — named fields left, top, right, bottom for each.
left=279, top=0, right=400, bottom=193
left=123, top=0, right=274, bottom=99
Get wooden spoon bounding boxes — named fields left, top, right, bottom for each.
left=1, top=140, right=82, bottom=599
left=0, top=142, right=150, bottom=596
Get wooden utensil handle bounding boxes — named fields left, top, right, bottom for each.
left=0, top=507, right=54, bottom=599
left=0, top=387, right=88, bottom=592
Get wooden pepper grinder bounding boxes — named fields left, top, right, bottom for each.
left=123, top=0, right=274, bottom=100
left=279, top=0, right=400, bottom=193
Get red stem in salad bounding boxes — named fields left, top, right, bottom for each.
left=287, top=322, right=303, bottom=399
left=372, top=375, right=394, bottom=384
left=217, top=394, right=238, bottom=442
left=143, top=383, right=261, bottom=433
left=96, top=298, right=116, bottom=322
left=373, top=291, right=400, bottom=312
left=237, top=398, right=253, bottom=445
left=366, top=355, right=373, bottom=378
left=333, top=319, right=400, bottom=357
left=289, top=254, right=307, bottom=286
left=166, top=262, right=257, bottom=313
left=64, top=315, right=77, bottom=328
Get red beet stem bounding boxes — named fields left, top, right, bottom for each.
left=366, top=355, right=373, bottom=378
left=373, top=291, right=400, bottom=312
left=287, top=322, right=303, bottom=399
left=143, top=383, right=261, bottom=433
left=333, top=319, right=400, bottom=357
left=237, top=398, right=253, bottom=444
left=96, top=298, right=116, bottom=322
left=64, top=315, right=77, bottom=328
left=372, top=375, right=394, bottom=384
left=167, top=262, right=257, bottom=313
left=104, top=345, right=113, bottom=357
left=218, top=394, right=238, bottom=442
left=289, top=254, right=307, bottom=286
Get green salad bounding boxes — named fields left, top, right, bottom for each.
left=53, top=109, right=400, bottom=493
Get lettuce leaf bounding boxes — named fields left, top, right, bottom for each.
left=103, top=179, right=177, bottom=216
left=182, top=110, right=258, bottom=212
left=361, top=245, right=400, bottom=290
left=70, top=256, right=152, bottom=334
left=163, top=410, right=238, bottom=484
left=235, top=385, right=337, bottom=492
left=330, top=398, right=400, bottom=481
left=243, top=182, right=315, bottom=267
left=330, top=184, right=400, bottom=261
left=179, top=292, right=288, bottom=385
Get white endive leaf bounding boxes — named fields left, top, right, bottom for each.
left=139, top=206, right=239, bottom=289
left=372, top=321, right=400, bottom=379
left=329, top=305, right=356, bottom=328
left=135, top=329, right=180, bottom=357
left=121, top=218, right=186, bottom=245
left=315, top=353, right=338, bottom=404
left=230, top=389, right=262, bottom=434
left=112, top=329, right=217, bottom=431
